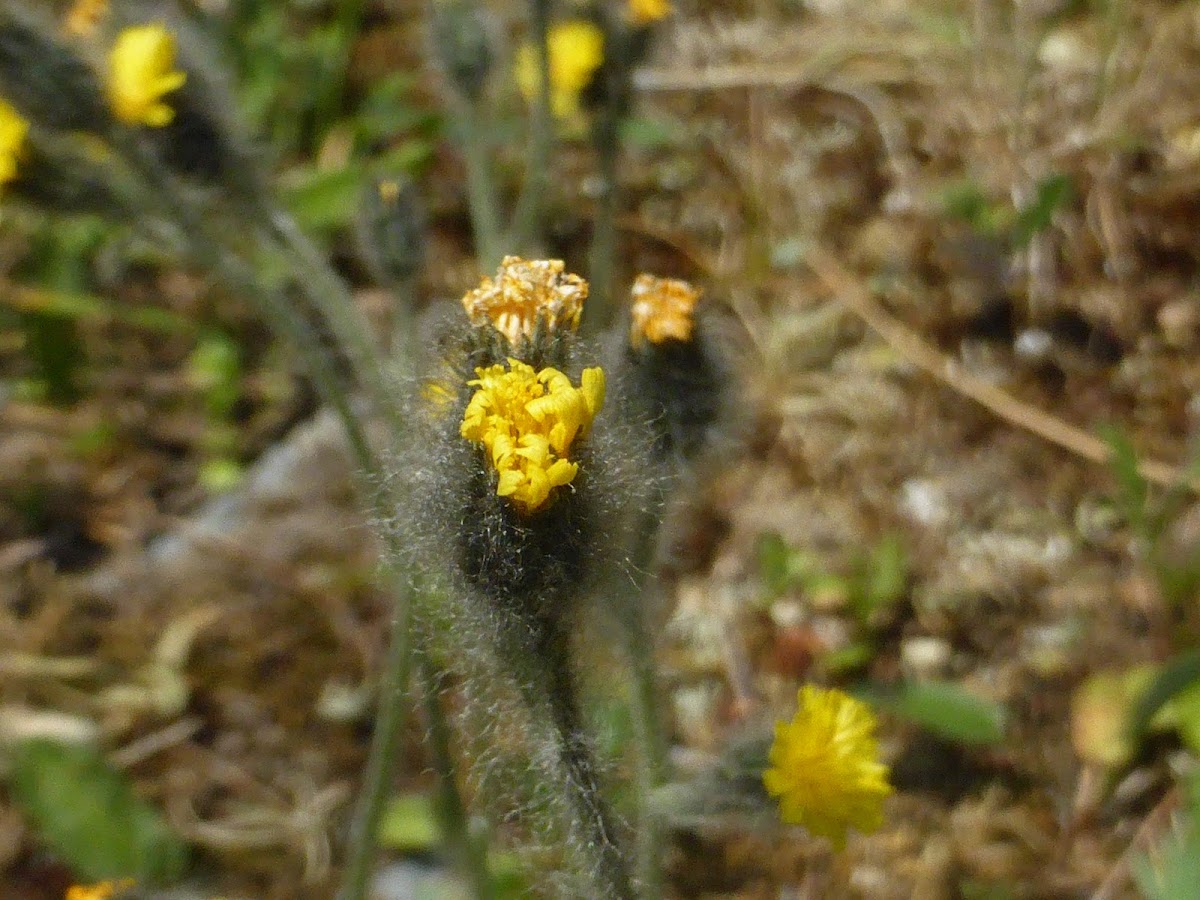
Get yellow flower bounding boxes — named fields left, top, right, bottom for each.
left=629, top=274, right=700, bottom=347
left=462, top=256, right=587, bottom=346
left=763, top=686, right=892, bottom=848
left=627, top=0, right=672, bottom=25
left=514, top=20, right=604, bottom=124
left=65, top=880, right=133, bottom=900
left=107, top=24, right=186, bottom=127
left=461, top=358, right=605, bottom=513
left=64, top=0, right=110, bottom=37
left=0, top=98, right=29, bottom=188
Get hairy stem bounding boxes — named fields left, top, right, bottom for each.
left=584, top=44, right=625, bottom=334
left=534, top=619, right=636, bottom=900
left=421, top=655, right=496, bottom=900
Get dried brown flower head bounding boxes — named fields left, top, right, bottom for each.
left=462, top=255, right=587, bottom=346
left=629, top=274, right=700, bottom=347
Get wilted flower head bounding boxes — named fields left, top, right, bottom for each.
left=64, top=0, right=109, bottom=38
left=763, top=685, right=892, bottom=848
left=460, top=358, right=605, bottom=513
left=462, top=255, right=587, bottom=347
left=107, top=24, right=186, bottom=127
left=0, top=97, right=29, bottom=186
left=514, top=20, right=604, bottom=124
left=630, top=274, right=700, bottom=347
left=627, top=0, right=672, bottom=25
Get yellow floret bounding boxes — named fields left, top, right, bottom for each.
left=762, top=685, right=893, bottom=848
left=107, top=24, right=186, bottom=127
left=0, top=99, right=29, bottom=187
left=65, top=880, right=133, bottom=900
left=628, top=0, right=672, bottom=25
left=461, top=359, right=605, bottom=513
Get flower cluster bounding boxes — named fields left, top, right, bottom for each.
left=762, top=686, right=892, bottom=848
left=106, top=24, right=186, bottom=127
left=514, top=21, right=604, bottom=124
left=629, top=274, right=700, bottom=347
left=0, top=98, right=29, bottom=188
left=461, top=358, right=605, bottom=513
left=462, top=255, right=588, bottom=346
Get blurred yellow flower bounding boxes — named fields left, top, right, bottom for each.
left=461, top=359, right=605, bottom=513
left=107, top=24, right=186, bottom=127
left=462, top=255, right=587, bottom=346
left=763, top=685, right=892, bottom=848
left=628, top=0, right=671, bottom=25
left=514, top=20, right=604, bottom=124
left=65, top=880, right=133, bottom=900
left=64, top=0, right=110, bottom=37
left=629, top=274, right=700, bottom=347
left=0, top=98, right=29, bottom=188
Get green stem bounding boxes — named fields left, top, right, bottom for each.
left=116, top=139, right=417, bottom=900
left=265, top=207, right=406, bottom=430
left=421, top=655, right=495, bottom=900
left=340, top=590, right=415, bottom=900
left=454, top=106, right=506, bottom=269
left=507, top=0, right=554, bottom=256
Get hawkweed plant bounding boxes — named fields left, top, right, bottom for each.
left=394, top=256, right=658, bottom=897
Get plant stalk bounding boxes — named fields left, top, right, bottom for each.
left=508, top=0, right=554, bottom=256
left=421, top=654, right=495, bottom=900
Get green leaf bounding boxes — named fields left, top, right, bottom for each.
left=822, top=641, right=876, bottom=676
left=1099, top=424, right=1150, bottom=543
left=1, top=286, right=191, bottom=335
left=1011, top=173, right=1073, bottom=249
left=864, top=680, right=1007, bottom=746
left=1072, top=665, right=1157, bottom=768
left=851, top=532, right=909, bottom=624
left=1134, top=774, right=1200, bottom=900
left=619, top=116, right=678, bottom=152
left=377, top=792, right=442, bottom=853
left=756, top=533, right=815, bottom=597
left=1129, top=651, right=1200, bottom=750
left=281, top=164, right=365, bottom=232
left=7, top=740, right=188, bottom=882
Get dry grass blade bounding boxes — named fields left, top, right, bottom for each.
left=805, top=247, right=1196, bottom=493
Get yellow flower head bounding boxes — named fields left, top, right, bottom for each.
left=627, top=0, right=672, bottom=25
left=107, top=24, right=187, bottom=127
left=514, top=20, right=604, bottom=124
left=0, top=98, right=30, bottom=187
left=462, top=256, right=587, bottom=346
left=461, top=358, right=605, bottom=513
left=64, top=0, right=110, bottom=37
left=65, top=880, right=134, bottom=900
left=629, top=274, right=700, bottom=347
left=763, top=686, right=892, bottom=848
